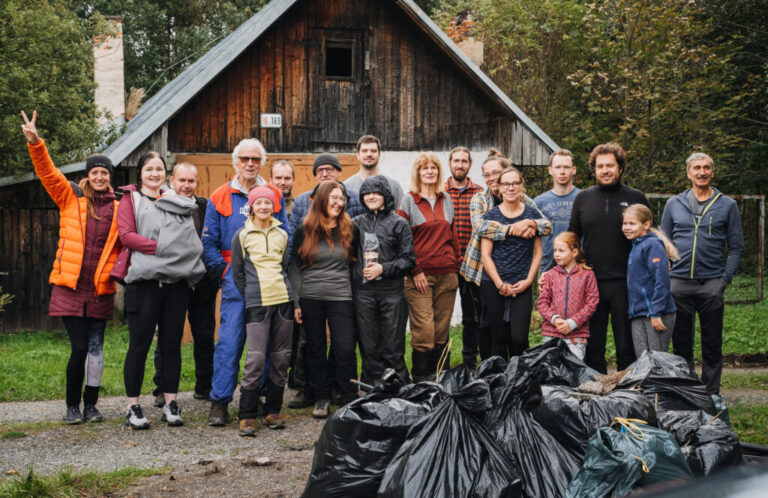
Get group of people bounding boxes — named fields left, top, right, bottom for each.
left=22, top=108, right=744, bottom=437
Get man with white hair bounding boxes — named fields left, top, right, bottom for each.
left=661, top=152, right=743, bottom=394
left=203, top=138, right=290, bottom=426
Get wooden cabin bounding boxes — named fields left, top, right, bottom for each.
left=0, top=0, right=558, bottom=332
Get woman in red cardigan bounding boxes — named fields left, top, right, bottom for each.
left=397, top=152, right=460, bottom=381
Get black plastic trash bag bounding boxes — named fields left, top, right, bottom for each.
left=618, top=351, right=717, bottom=414
left=518, top=339, right=599, bottom=387
left=437, top=363, right=475, bottom=393
left=378, top=380, right=522, bottom=497
left=303, top=382, right=447, bottom=497
left=484, top=356, right=580, bottom=498
left=566, top=419, right=694, bottom=497
left=533, top=385, right=657, bottom=461
left=658, top=410, right=742, bottom=475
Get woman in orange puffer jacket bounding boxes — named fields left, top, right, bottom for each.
left=21, top=111, right=121, bottom=425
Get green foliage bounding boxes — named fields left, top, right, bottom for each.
left=71, top=0, right=268, bottom=99
left=0, top=467, right=166, bottom=497
left=0, top=286, right=13, bottom=313
left=431, top=0, right=767, bottom=196
left=721, top=372, right=768, bottom=391
left=0, top=0, right=107, bottom=178
left=729, top=403, right=768, bottom=446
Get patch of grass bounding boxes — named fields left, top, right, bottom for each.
left=1, top=430, right=27, bottom=439
left=0, top=421, right=61, bottom=436
left=721, top=372, right=768, bottom=390
left=0, top=326, right=198, bottom=402
left=729, top=403, right=768, bottom=446
left=0, top=467, right=166, bottom=497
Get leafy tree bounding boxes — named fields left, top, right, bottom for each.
left=0, top=0, right=105, bottom=178
left=72, top=0, right=268, bottom=99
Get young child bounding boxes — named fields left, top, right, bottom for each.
left=623, top=203, right=678, bottom=354
left=230, top=185, right=293, bottom=437
left=536, top=231, right=599, bottom=359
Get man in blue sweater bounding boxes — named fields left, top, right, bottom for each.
left=661, top=152, right=744, bottom=394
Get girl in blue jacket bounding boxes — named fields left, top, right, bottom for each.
left=623, top=204, right=679, bottom=354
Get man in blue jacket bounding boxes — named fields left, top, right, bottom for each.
left=660, top=152, right=744, bottom=394
left=203, top=138, right=290, bottom=426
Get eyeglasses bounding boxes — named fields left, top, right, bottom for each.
left=483, top=171, right=503, bottom=179
left=329, top=195, right=346, bottom=204
left=239, top=156, right=262, bottom=164
left=499, top=181, right=523, bottom=190
left=316, top=166, right=337, bottom=175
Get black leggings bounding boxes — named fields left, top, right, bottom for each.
left=61, top=316, right=105, bottom=406
left=481, top=281, right=532, bottom=360
left=585, top=278, right=634, bottom=373
left=124, top=280, right=190, bottom=398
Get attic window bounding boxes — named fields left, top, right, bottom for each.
left=325, top=40, right=353, bottom=79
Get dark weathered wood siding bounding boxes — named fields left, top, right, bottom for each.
left=0, top=171, right=129, bottom=332
left=168, top=0, right=512, bottom=154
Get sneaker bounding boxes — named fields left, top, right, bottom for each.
left=125, top=404, right=150, bottom=430
left=312, top=400, right=330, bottom=419
left=265, top=413, right=287, bottom=430
left=193, top=390, right=210, bottom=401
left=64, top=405, right=83, bottom=425
left=161, top=400, right=184, bottom=427
left=287, top=387, right=313, bottom=409
left=83, top=404, right=103, bottom=423
left=239, top=418, right=257, bottom=437
left=154, top=393, right=165, bottom=408
left=208, top=401, right=228, bottom=427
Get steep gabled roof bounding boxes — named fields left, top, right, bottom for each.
left=1, top=0, right=557, bottom=187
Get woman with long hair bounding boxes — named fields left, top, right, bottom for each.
left=113, top=151, right=205, bottom=429
left=396, top=152, right=460, bottom=381
left=289, top=181, right=359, bottom=418
left=21, top=110, right=119, bottom=424
left=480, top=167, right=542, bottom=359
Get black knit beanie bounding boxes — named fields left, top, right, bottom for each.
left=313, top=153, right=342, bottom=175
left=85, top=155, right=114, bottom=177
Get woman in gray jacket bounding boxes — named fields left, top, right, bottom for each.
left=116, top=152, right=205, bottom=430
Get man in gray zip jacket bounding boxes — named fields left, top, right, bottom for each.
left=660, top=152, right=744, bottom=394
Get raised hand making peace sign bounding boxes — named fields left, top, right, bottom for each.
left=20, top=110, right=39, bottom=144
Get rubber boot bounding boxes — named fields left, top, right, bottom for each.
left=411, top=349, right=434, bottom=383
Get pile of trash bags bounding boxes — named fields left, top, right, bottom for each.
left=303, top=341, right=746, bottom=497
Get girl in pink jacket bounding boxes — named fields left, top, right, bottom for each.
left=537, top=232, right=599, bottom=359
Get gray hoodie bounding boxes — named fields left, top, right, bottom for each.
left=125, top=192, right=206, bottom=286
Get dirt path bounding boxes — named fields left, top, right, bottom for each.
left=0, top=389, right=322, bottom=497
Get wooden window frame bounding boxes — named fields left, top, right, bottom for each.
left=324, top=38, right=355, bottom=81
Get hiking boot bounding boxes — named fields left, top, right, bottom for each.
left=265, top=413, right=287, bottom=430
left=193, top=389, right=210, bottom=401
left=83, top=404, right=103, bottom=423
left=208, top=401, right=228, bottom=427
left=312, top=400, right=330, bottom=419
left=162, top=400, right=184, bottom=427
left=64, top=405, right=83, bottom=425
left=287, top=387, right=313, bottom=409
left=239, top=418, right=257, bottom=437
left=125, top=404, right=150, bottom=430
left=154, top=393, right=165, bottom=408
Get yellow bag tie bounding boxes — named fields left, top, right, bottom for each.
left=611, top=417, right=649, bottom=440
left=436, top=338, right=453, bottom=379
left=632, top=456, right=651, bottom=473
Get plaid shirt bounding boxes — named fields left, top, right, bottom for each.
left=459, top=189, right=552, bottom=285
left=444, top=177, right=483, bottom=259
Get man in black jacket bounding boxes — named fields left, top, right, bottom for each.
left=153, top=162, right=219, bottom=403
left=568, top=143, right=650, bottom=372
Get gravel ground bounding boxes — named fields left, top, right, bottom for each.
left=0, top=389, right=324, bottom=497
left=2, top=370, right=767, bottom=496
